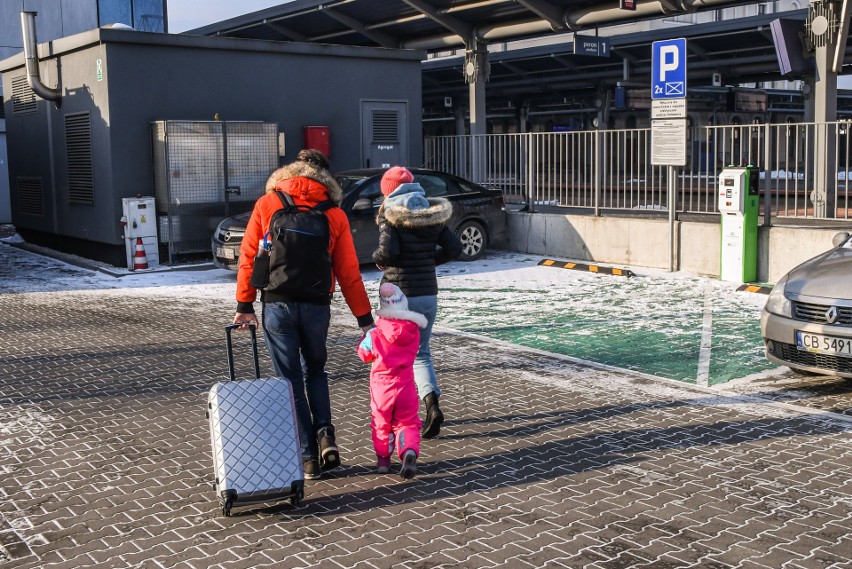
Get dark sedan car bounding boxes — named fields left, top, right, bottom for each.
left=212, top=167, right=507, bottom=270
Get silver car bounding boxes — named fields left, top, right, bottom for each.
left=761, top=231, right=852, bottom=378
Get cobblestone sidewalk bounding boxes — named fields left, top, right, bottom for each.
left=1, top=272, right=850, bottom=568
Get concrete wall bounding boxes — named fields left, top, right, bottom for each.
left=507, top=211, right=851, bottom=283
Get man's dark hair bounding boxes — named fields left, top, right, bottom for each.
left=297, top=149, right=330, bottom=171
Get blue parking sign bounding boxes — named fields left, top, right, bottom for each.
left=652, top=38, right=686, bottom=99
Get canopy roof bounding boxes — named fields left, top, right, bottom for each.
left=186, top=0, right=761, bottom=52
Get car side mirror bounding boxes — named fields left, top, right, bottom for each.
left=832, top=231, right=850, bottom=248
left=353, top=198, right=375, bottom=212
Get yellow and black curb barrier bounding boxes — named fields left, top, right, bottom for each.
left=538, top=259, right=635, bottom=277
left=737, top=284, right=773, bottom=295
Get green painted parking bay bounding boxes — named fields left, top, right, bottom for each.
left=421, top=253, right=777, bottom=386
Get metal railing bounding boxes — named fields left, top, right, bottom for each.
left=424, top=121, right=852, bottom=221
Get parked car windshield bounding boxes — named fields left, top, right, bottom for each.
left=336, top=175, right=372, bottom=195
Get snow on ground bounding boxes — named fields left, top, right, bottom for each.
left=1, top=235, right=775, bottom=387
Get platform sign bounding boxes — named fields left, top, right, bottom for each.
left=573, top=35, right=610, bottom=57
left=652, top=38, right=686, bottom=100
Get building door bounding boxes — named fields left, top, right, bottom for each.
left=361, top=101, right=408, bottom=168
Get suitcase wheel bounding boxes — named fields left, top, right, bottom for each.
left=222, top=498, right=233, bottom=517
left=291, top=488, right=304, bottom=506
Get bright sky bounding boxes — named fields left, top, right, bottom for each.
left=167, top=1, right=293, bottom=33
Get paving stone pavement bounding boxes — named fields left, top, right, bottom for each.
left=1, top=248, right=851, bottom=569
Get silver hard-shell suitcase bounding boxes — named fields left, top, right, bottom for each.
left=208, top=323, right=304, bottom=516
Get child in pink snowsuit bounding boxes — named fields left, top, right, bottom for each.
left=357, top=283, right=427, bottom=479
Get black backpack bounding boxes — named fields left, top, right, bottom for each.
left=259, top=191, right=335, bottom=303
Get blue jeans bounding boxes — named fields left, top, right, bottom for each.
left=262, top=301, right=331, bottom=460
left=406, top=295, right=440, bottom=400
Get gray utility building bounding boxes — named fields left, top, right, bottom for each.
left=0, top=0, right=168, bottom=226
left=1, top=26, right=423, bottom=266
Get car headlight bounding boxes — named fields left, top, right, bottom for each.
left=764, top=274, right=792, bottom=318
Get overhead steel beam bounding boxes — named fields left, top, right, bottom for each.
left=401, top=0, right=475, bottom=44
left=687, top=41, right=708, bottom=59
left=552, top=54, right=577, bottom=69
left=403, top=0, right=758, bottom=50
left=264, top=20, right=308, bottom=42
left=499, top=61, right=531, bottom=76
left=833, top=0, right=851, bottom=73
left=514, top=0, right=570, bottom=31
left=318, top=5, right=399, bottom=47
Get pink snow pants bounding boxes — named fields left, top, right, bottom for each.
left=370, top=377, right=422, bottom=459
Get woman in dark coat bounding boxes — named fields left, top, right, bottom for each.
left=372, top=166, right=462, bottom=438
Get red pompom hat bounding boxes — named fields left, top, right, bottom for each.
left=380, top=166, right=414, bottom=197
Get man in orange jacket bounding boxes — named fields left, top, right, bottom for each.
left=233, top=149, right=374, bottom=480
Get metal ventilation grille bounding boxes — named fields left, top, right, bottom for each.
left=12, top=76, right=37, bottom=115
left=65, top=112, right=95, bottom=205
left=372, top=110, right=399, bottom=144
left=16, top=177, right=44, bottom=215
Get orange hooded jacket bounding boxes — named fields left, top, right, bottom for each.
left=236, top=161, right=374, bottom=328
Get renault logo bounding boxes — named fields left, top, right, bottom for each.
left=825, top=306, right=838, bottom=324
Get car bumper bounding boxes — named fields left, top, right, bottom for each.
left=761, top=310, right=852, bottom=378
left=211, top=238, right=241, bottom=271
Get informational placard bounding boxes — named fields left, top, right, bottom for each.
left=651, top=119, right=687, bottom=166
left=651, top=98, right=686, bottom=119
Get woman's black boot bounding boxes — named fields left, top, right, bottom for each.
left=421, top=393, right=444, bottom=439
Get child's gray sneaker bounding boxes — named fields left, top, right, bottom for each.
left=399, top=449, right=417, bottom=480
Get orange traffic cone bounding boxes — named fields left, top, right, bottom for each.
left=133, top=238, right=149, bottom=270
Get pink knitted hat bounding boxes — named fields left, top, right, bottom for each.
left=380, top=166, right=414, bottom=197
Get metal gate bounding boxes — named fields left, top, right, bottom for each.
left=151, top=121, right=278, bottom=261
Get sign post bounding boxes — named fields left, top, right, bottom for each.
left=651, top=38, right=687, bottom=272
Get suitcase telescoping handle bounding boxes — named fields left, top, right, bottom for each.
left=225, top=323, right=262, bottom=381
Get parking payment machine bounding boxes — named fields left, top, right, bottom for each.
left=718, top=166, right=759, bottom=282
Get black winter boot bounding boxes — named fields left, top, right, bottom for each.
left=421, top=393, right=444, bottom=439
left=317, top=426, right=340, bottom=471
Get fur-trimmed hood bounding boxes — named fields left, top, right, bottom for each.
left=374, top=308, right=428, bottom=329
left=379, top=182, right=452, bottom=228
left=371, top=313, right=426, bottom=347
left=265, top=160, right=343, bottom=205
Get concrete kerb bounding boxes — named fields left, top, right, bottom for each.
left=6, top=240, right=215, bottom=277
left=538, top=256, right=776, bottom=294
left=440, top=325, right=852, bottom=426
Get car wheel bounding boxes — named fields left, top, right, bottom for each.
left=456, top=220, right=487, bottom=261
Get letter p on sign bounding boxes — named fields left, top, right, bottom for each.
left=659, top=46, right=678, bottom=81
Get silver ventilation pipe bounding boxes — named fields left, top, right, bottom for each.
left=21, top=11, right=61, bottom=104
